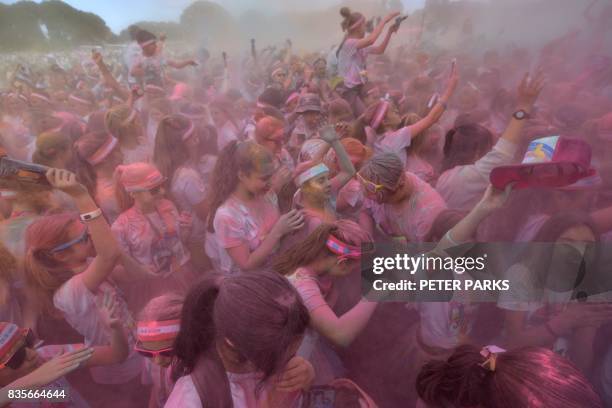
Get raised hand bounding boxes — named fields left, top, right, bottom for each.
left=517, top=70, right=545, bottom=110
left=275, top=356, right=315, bottom=392
left=273, top=209, right=305, bottom=236
left=319, top=125, right=340, bottom=144
left=45, top=168, right=87, bottom=197
left=21, top=348, right=94, bottom=388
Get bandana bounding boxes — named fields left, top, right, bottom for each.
left=349, top=16, right=366, bottom=31
left=295, top=163, right=329, bottom=186
left=326, top=235, right=362, bottom=259
left=87, top=135, right=118, bottom=165
left=116, top=163, right=166, bottom=193
left=137, top=320, right=180, bottom=342
left=69, top=94, right=91, bottom=106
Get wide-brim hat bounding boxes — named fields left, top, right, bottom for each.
left=490, top=135, right=596, bottom=190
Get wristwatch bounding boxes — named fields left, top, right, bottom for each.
left=512, top=109, right=531, bottom=120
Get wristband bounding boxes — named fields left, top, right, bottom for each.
left=80, top=208, right=102, bottom=222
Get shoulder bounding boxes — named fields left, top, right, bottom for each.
left=165, top=375, right=201, bottom=408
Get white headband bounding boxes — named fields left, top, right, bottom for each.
left=69, top=94, right=91, bottom=105
left=140, top=39, right=156, bottom=48
left=296, top=163, right=329, bottom=186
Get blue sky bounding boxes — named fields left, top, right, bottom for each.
left=3, top=0, right=427, bottom=33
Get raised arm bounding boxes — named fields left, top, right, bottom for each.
left=46, top=168, right=121, bottom=292
left=368, top=23, right=399, bottom=55
left=356, top=12, right=399, bottom=50
left=407, top=62, right=459, bottom=137
left=320, top=126, right=356, bottom=192
left=92, top=51, right=129, bottom=100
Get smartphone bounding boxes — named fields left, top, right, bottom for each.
left=0, top=154, right=51, bottom=187
left=303, top=387, right=336, bottom=408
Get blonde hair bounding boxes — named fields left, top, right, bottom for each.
left=105, top=104, right=136, bottom=143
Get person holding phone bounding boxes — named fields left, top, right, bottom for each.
left=335, top=8, right=400, bottom=116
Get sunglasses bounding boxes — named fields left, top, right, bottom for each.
left=50, top=227, right=90, bottom=253
left=356, top=173, right=386, bottom=194
left=134, top=346, right=173, bottom=359
left=149, top=185, right=163, bottom=196
left=4, top=329, right=36, bottom=370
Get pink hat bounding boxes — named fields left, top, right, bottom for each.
left=295, top=93, right=322, bottom=114
left=115, top=162, right=166, bottom=192
left=490, top=136, right=596, bottom=190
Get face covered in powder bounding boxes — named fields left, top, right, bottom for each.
left=302, top=172, right=332, bottom=202
left=239, top=156, right=275, bottom=196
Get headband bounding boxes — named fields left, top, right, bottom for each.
left=349, top=16, right=366, bottom=31
left=30, top=93, right=51, bottom=104
left=256, top=101, right=269, bottom=109
left=271, top=67, right=286, bottom=78
left=69, top=94, right=91, bottom=106
left=371, top=100, right=389, bottom=129
left=121, top=109, right=138, bottom=127
left=145, top=84, right=165, bottom=93
left=137, top=320, right=180, bottom=342
left=0, top=190, right=17, bottom=198
left=7, top=93, right=28, bottom=103
left=117, top=165, right=166, bottom=193
left=480, top=345, right=506, bottom=372
left=139, top=39, right=156, bottom=48
left=87, top=136, right=118, bottom=165
left=181, top=120, right=195, bottom=141
left=326, top=235, right=362, bottom=259
left=295, top=163, right=329, bottom=186
left=286, top=92, right=300, bottom=105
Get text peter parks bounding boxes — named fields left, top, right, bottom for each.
left=359, top=243, right=612, bottom=303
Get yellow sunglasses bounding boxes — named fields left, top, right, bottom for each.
left=356, top=173, right=386, bottom=194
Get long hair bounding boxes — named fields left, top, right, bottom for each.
left=337, top=7, right=365, bottom=57
left=74, top=131, right=109, bottom=197
left=442, top=124, right=494, bottom=172
left=153, top=114, right=192, bottom=184
left=172, top=272, right=309, bottom=407
left=206, top=140, right=273, bottom=233
left=273, top=220, right=372, bottom=275
left=23, top=213, right=78, bottom=318
left=105, top=104, right=137, bottom=144
left=416, top=345, right=603, bottom=408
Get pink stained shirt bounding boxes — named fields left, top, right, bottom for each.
left=337, top=38, right=372, bottom=89
left=364, top=172, right=447, bottom=243
left=210, top=192, right=280, bottom=275
left=111, top=199, right=190, bottom=278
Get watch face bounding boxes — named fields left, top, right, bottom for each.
left=514, top=111, right=525, bottom=119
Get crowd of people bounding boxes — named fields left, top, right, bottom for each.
left=0, top=1, right=612, bottom=407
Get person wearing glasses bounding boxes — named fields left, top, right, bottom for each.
left=22, top=168, right=144, bottom=402
left=0, top=294, right=128, bottom=407
left=111, top=162, right=193, bottom=311
left=357, top=152, right=447, bottom=244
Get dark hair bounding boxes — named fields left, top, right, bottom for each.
left=273, top=221, right=371, bottom=275
left=441, top=124, right=494, bottom=172
left=417, top=345, right=603, bottom=408
left=172, top=272, right=309, bottom=407
left=339, top=7, right=364, bottom=32
left=136, top=29, right=156, bottom=45
left=258, top=87, right=285, bottom=109
left=206, top=141, right=273, bottom=232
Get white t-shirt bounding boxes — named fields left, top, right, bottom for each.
left=170, top=166, right=208, bottom=242
left=337, top=38, right=372, bottom=89
left=53, top=274, right=143, bottom=384
left=207, top=192, right=280, bottom=275
left=436, top=138, right=518, bottom=211
left=165, top=372, right=302, bottom=408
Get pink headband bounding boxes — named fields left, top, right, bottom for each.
left=286, top=92, right=300, bottom=105
left=116, top=164, right=165, bottom=192
left=30, top=93, right=51, bottom=103
left=371, top=100, right=389, bottom=129
left=139, top=39, right=156, bottom=48
left=7, top=93, right=28, bottom=103
left=69, top=94, right=91, bottom=105
left=145, top=84, right=165, bottom=94
left=181, top=120, right=195, bottom=141
left=87, top=135, right=118, bottom=165
left=349, top=16, right=366, bottom=31
left=271, top=67, right=286, bottom=78
left=326, top=235, right=361, bottom=259
left=137, top=320, right=180, bottom=342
